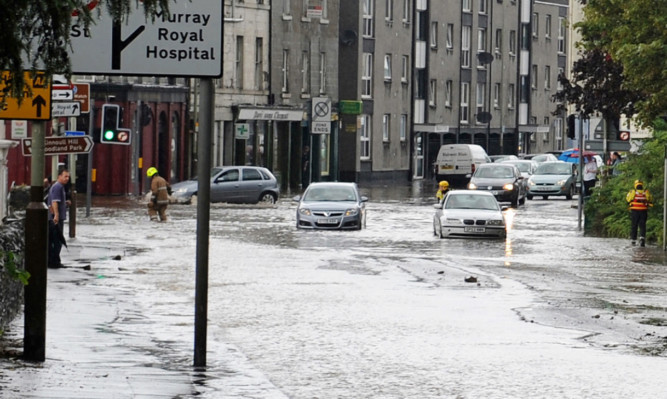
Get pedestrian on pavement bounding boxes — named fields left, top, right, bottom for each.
left=302, top=145, right=311, bottom=189
left=626, top=179, right=653, bottom=247
left=583, top=156, right=598, bottom=196
left=147, top=167, right=171, bottom=222
left=610, top=152, right=622, bottom=176
left=436, top=180, right=450, bottom=202
left=47, top=168, right=70, bottom=268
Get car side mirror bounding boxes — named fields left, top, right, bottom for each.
left=433, top=203, right=442, bottom=209
left=292, top=195, right=301, bottom=202
left=360, top=196, right=369, bottom=202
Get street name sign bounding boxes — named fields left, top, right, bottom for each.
left=52, top=101, right=82, bottom=117
left=52, top=89, right=74, bottom=101
left=0, top=71, right=51, bottom=120
left=22, top=136, right=94, bottom=156
left=68, top=1, right=223, bottom=77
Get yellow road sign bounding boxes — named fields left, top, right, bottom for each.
left=0, top=71, right=52, bottom=120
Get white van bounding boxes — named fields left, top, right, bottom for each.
left=434, top=144, right=491, bottom=186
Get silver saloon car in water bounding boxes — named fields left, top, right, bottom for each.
left=433, top=190, right=507, bottom=239
left=295, top=182, right=368, bottom=230
left=170, top=166, right=280, bottom=204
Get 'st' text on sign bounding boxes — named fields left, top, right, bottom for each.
left=68, top=1, right=222, bottom=77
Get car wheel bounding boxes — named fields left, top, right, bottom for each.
left=527, top=194, right=533, bottom=200
left=519, top=195, right=526, bottom=205
left=511, top=196, right=519, bottom=208
left=542, top=195, right=549, bottom=200
left=259, top=192, right=277, bottom=204
left=565, top=185, right=573, bottom=200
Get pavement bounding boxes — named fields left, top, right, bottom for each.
left=0, top=240, right=288, bottom=399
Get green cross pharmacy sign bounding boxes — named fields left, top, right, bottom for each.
left=235, top=123, right=250, bottom=140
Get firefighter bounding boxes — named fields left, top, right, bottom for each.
left=147, top=167, right=171, bottom=222
left=626, top=179, right=653, bottom=247
left=436, top=180, right=450, bottom=202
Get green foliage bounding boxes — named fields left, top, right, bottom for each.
left=585, top=122, right=667, bottom=243
left=1, top=250, right=29, bottom=286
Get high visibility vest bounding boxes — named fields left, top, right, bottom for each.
left=629, top=190, right=649, bottom=210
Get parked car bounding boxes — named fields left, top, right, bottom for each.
left=170, top=166, right=280, bottom=204
left=467, top=163, right=526, bottom=207
left=526, top=161, right=577, bottom=200
left=489, top=155, right=519, bottom=163
left=294, top=182, right=368, bottom=230
left=432, top=190, right=507, bottom=239
left=530, top=153, right=559, bottom=164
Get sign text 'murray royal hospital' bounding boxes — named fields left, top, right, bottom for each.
left=68, top=1, right=222, bottom=77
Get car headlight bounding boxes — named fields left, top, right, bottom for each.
left=298, top=208, right=312, bottom=216
left=445, top=218, right=463, bottom=224
left=345, top=208, right=359, bottom=216
left=527, top=180, right=535, bottom=187
left=556, top=179, right=566, bottom=186
left=486, top=219, right=504, bottom=226
left=468, top=183, right=478, bottom=190
left=502, top=183, right=514, bottom=191
left=175, top=187, right=188, bottom=193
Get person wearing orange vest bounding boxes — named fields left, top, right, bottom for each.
left=626, top=180, right=653, bottom=247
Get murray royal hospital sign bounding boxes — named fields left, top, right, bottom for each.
left=68, top=1, right=223, bottom=77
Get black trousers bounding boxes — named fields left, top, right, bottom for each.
left=48, top=221, right=64, bottom=267
left=630, top=210, right=648, bottom=241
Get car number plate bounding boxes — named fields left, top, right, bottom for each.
left=441, top=165, right=454, bottom=170
left=536, top=186, right=551, bottom=191
left=464, top=226, right=485, bottom=233
left=318, top=218, right=339, bottom=224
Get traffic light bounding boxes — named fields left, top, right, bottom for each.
left=100, top=104, right=131, bottom=145
left=566, top=115, right=576, bottom=139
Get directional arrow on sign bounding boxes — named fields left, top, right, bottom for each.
left=21, top=135, right=94, bottom=156
left=52, top=89, right=73, bottom=100
left=52, top=101, right=81, bottom=117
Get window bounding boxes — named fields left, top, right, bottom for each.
left=445, top=80, right=452, bottom=107
left=235, top=36, right=244, bottom=89
left=281, top=50, right=289, bottom=93
left=531, top=64, right=537, bottom=89
left=304, top=0, right=329, bottom=19
left=362, top=53, right=373, bottom=98
left=385, top=0, right=393, bottom=21
left=255, top=38, right=263, bottom=90
left=493, top=83, right=500, bottom=108
left=545, top=14, right=551, bottom=38
left=384, top=54, right=392, bottom=81
left=463, top=0, right=471, bottom=12
left=495, top=28, right=502, bottom=54
left=400, top=114, right=407, bottom=141
left=431, top=22, right=438, bottom=48
left=402, top=0, right=411, bottom=23
left=460, top=82, right=470, bottom=123
left=360, top=115, right=371, bottom=159
left=243, top=168, right=262, bottom=181
left=557, top=67, right=564, bottom=91
left=508, top=83, right=515, bottom=108
left=301, top=51, right=310, bottom=93
left=383, top=114, right=391, bottom=141
left=476, top=83, right=485, bottom=120
left=461, top=26, right=471, bottom=67
left=479, top=0, right=487, bottom=14
left=429, top=79, right=437, bottom=106
left=509, top=30, right=516, bottom=55
left=532, top=13, right=539, bottom=38
left=363, top=0, right=374, bottom=37
left=477, top=28, right=487, bottom=53
left=319, top=52, right=327, bottom=94
left=401, top=55, right=409, bottom=83
left=558, top=17, right=566, bottom=53
left=283, top=0, right=291, bottom=15
left=544, top=65, right=551, bottom=90
left=446, top=24, right=454, bottom=49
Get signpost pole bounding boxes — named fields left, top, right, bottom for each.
left=86, top=106, right=94, bottom=217
left=23, top=121, right=48, bottom=361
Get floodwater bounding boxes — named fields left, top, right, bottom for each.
left=4, top=181, right=667, bottom=398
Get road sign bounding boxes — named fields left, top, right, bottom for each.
left=21, top=136, right=94, bottom=156
left=235, top=123, right=250, bottom=140
left=340, top=100, right=362, bottom=115
left=52, top=89, right=73, bottom=100
left=65, top=130, right=85, bottom=136
left=73, top=83, right=90, bottom=113
left=311, top=97, right=331, bottom=134
left=68, top=1, right=223, bottom=77
left=0, top=71, right=51, bottom=120
left=52, top=101, right=82, bottom=117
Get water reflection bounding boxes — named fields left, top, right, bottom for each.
left=502, top=208, right=516, bottom=266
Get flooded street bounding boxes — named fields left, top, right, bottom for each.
left=3, top=181, right=666, bottom=398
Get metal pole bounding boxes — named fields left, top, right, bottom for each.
left=577, top=114, right=584, bottom=231
left=24, top=121, right=48, bottom=361
left=86, top=105, right=94, bottom=217
left=194, top=78, right=213, bottom=367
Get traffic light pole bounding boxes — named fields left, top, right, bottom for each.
left=577, top=114, right=585, bottom=232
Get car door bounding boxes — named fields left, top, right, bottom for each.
left=238, top=167, right=266, bottom=203
left=210, top=168, right=240, bottom=202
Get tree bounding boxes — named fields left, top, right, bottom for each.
left=574, top=0, right=667, bottom=126
left=0, top=0, right=169, bottom=100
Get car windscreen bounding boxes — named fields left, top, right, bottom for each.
left=475, top=166, right=514, bottom=178
left=535, top=163, right=570, bottom=175
left=304, top=186, right=357, bottom=201
left=445, top=194, right=499, bottom=210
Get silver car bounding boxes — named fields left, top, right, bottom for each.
left=433, top=190, right=507, bottom=239
left=170, top=166, right=280, bottom=204
left=526, top=161, right=577, bottom=200
left=294, top=182, right=368, bottom=230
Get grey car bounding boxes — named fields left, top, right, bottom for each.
left=526, top=161, right=577, bottom=200
left=294, top=182, right=368, bottom=230
left=170, top=166, right=280, bottom=204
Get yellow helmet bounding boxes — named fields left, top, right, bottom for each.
left=146, top=167, right=158, bottom=178
left=439, top=180, right=449, bottom=189
left=634, top=180, right=644, bottom=189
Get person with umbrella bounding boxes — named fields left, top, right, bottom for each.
left=47, top=168, right=70, bottom=268
left=583, top=155, right=598, bottom=196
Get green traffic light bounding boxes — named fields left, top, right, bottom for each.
left=104, top=130, right=115, bottom=141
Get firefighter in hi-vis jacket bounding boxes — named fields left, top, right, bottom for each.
left=436, top=180, right=450, bottom=202
left=147, top=167, right=171, bottom=222
left=626, top=179, right=653, bottom=247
